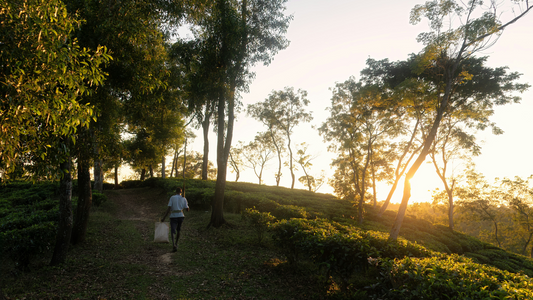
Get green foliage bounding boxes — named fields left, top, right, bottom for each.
left=272, top=204, right=308, bottom=220
left=0, top=181, right=61, bottom=268
left=92, top=192, right=107, bottom=207
left=242, top=208, right=276, bottom=244
left=1, top=0, right=110, bottom=174
left=270, top=218, right=433, bottom=290
left=374, top=255, right=533, bottom=299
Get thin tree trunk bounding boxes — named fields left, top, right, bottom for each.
left=370, top=148, right=377, bottom=208
left=161, top=155, right=166, bottom=178
left=114, top=164, right=119, bottom=189
left=93, top=158, right=104, bottom=193
left=378, top=120, right=421, bottom=217
left=210, top=90, right=230, bottom=228
left=170, top=146, right=178, bottom=177
left=269, top=127, right=282, bottom=186
left=390, top=68, right=456, bottom=241
left=183, top=138, right=187, bottom=180
left=288, top=136, right=295, bottom=189
left=72, top=157, right=92, bottom=245
left=229, top=151, right=240, bottom=182
left=50, top=158, right=73, bottom=266
left=202, top=104, right=212, bottom=181
left=372, top=166, right=377, bottom=208
left=141, top=168, right=146, bottom=181
left=358, top=143, right=371, bottom=224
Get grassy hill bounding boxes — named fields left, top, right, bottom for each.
left=2, top=177, right=533, bottom=299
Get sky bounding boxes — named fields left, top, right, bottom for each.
left=187, top=0, right=533, bottom=203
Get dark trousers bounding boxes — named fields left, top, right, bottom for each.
left=170, top=217, right=184, bottom=243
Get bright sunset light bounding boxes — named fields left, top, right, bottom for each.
left=190, top=0, right=533, bottom=201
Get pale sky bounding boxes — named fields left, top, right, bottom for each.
left=189, top=0, right=533, bottom=203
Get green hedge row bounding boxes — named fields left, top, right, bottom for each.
left=269, top=218, right=433, bottom=290
left=0, top=182, right=61, bottom=268
left=0, top=181, right=111, bottom=269
left=269, top=218, right=533, bottom=298
left=372, top=255, right=533, bottom=299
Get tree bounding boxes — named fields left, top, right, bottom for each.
left=242, top=133, right=275, bottom=185
left=1, top=0, right=111, bottom=265
left=186, top=0, right=291, bottom=228
left=428, top=119, right=482, bottom=230
left=389, top=0, right=531, bottom=240
left=0, top=0, right=109, bottom=174
left=320, top=78, right=399, bottom=223
left=294, top=142, right=323, bottom=192
left=248, top=98, right=287, bottom=186
left=499, top=176, right=533, bottom=257
left=228, top=141, right=245, bottom=182
left=456, top=165, right=503, bottom=247
left=359, top=58, right=427, bottom=216
left=172, top=40, right=219, bottom=181
left=63, top=0, right=186, bottom=243
left=260, top=87, right=313, bottom=189
left=50, top=145, right=73, bottom=266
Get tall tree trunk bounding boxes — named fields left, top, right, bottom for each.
left=389, top=68, right=456, bottom=241
left=370, top=148, right=377, bottom=208
left=183, top=138, right=187, bottom=197
left=50, top=157, right=73, bottom=266
left=209, top=0, right=242, bottom=227
left=269, top=128, right=282, bottom=186
left=371, top=166, right=377, bottom=208
left=210, top=90, right=230, bottom=228
left=288, top=135, right=295, bottom=189
left=229, top=151, right=240, bottom=182
left=446, top=187, right=454, bottom=230
left=358, top=144, right=371, bottom=224
left=149, top=164, right=154, bottom=178
left=141, top=168, right=146, bottom=181
left=161, top=155, right=166, bottom=178
left=72, top=157, right=92, bottom=245
left=377, top=125, right=421, bottom=217
left=183, top=138, right=187, bottom=180
left=93, top=158, right=104, bottom=193
left=114, top=164, right=119, bottom=189
left=202, top=105, right=212, bottom=180
left=171, top=145, right=178, bottom=177
left=302, top=167, right=312, bottom=192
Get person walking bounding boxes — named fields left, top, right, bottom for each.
left=161, top=187, right=189, bottom=252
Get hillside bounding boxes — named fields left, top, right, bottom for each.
left=2, top=178, right=533, bottom=299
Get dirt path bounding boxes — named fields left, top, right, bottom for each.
left=109, top=187, right=169, bottom=221
left=105, top=187, right=177, bottom=267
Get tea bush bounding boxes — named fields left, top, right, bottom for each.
left=0, top=182, right=60, bottom=268
left=373, top=255, right=533, bottom=299
left=92, top=192, right=107, bottom=207
left=242, top=207, right=276, bottom=244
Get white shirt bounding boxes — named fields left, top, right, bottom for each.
left=168, top=194, right=189, bottom=218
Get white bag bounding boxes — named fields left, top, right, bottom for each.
left=154, top=222, right=169, bottom=243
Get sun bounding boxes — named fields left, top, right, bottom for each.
left=376, top=163, right=443, bottom=205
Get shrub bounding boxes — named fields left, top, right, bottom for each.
left=242, top=208, right=276, bottom=244
left=92, top=192, right=107, bottom=207
left=373, top=255, right=533, bottom=299
left=185, top=188, right=213, bottom=210
left=120, top=180, right=144, bottom=189
left=273, top=204, right=308, bottom=220
left=256, top=198, right=280, bottom=212
left=0, top=182, right=60, bottom=269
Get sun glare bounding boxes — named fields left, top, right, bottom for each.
left=377, top=163, right=443, bottom=205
